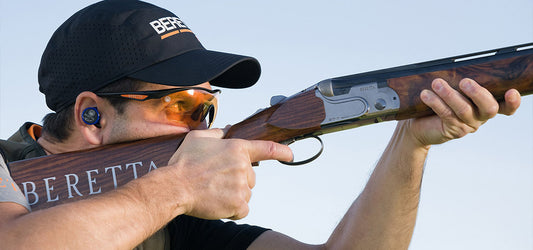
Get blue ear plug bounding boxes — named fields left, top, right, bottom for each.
left=81, top=107, right=100, bottom=126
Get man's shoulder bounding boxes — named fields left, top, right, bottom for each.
left=0, top=152, right=31, bottom=211
left=0, top=122, right=46, bottom=164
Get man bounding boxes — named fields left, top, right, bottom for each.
left=0, top=0, right=521, bottom=249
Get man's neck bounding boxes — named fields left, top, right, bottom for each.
left=37, top=133, right=94, bottom=155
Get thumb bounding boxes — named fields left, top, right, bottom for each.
left=187, top=128, right=225, bottom=139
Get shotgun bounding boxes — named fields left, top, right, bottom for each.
left=8, top=43, right=533, bottom=211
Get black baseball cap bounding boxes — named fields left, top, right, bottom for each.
left=38, top=0, right=261, bottom=112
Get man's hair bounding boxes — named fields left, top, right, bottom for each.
left=41, top=78, right=143, bottom=142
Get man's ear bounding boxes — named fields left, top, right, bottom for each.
left=74, top=91, right=106, bottom=145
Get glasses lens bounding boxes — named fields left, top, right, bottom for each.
left=163, top=89, right=218, bottom=129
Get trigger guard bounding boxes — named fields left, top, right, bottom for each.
left=278, top=135, right=324, bottom=166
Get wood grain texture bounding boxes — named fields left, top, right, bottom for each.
left=224, top=89, right=325, bottom=141
left=388, top=54, right=533, bottom=120
left=9, top=135, right=183, bottom=210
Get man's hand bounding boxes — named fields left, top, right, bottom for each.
left=166, top=128, right=293, bottom=220
left=404, top=78, right=521, bottom=147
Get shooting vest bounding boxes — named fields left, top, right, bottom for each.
left=0, top=122, right=47, bottom=166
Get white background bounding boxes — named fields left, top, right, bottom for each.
left=1, top=0, right=532, bottom=249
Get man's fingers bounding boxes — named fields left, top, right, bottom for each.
left=458, top=78, right=498, bottom=120
left=499, top=89, right=521, bottom=115
left=246, top=140, right=293, bottom=163
left=429, top=78, right=479, bottom=125
left=407, top=77, right=521, bottom=147
left=228, top=205, right=250, bottom=220
left=420, top=88, right=456, bottom=122
left=247, top=167, right=256, bottom=189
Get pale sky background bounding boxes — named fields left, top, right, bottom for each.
left=1, top=0, right=532, bottom=249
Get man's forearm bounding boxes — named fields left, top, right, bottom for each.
left=0, top=166, right=186, bottom=249
left=325, top=120, right=428, bottom=249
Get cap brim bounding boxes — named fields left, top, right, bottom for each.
left=128, top=49, right=261, bottom=88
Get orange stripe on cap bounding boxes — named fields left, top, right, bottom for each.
left=121, top=94, right=148, bottom=100
left=161, top=29, right=192, bottom=39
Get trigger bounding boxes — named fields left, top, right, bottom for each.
left=278, top=135, right=324, bottom=166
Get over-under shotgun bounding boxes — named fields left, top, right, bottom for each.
left=8, top=43, right=533, bottom=210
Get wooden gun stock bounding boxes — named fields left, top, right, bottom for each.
left=10, top=135, right=184, bottom=210
left=8, top=43, right=533, bottom=211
